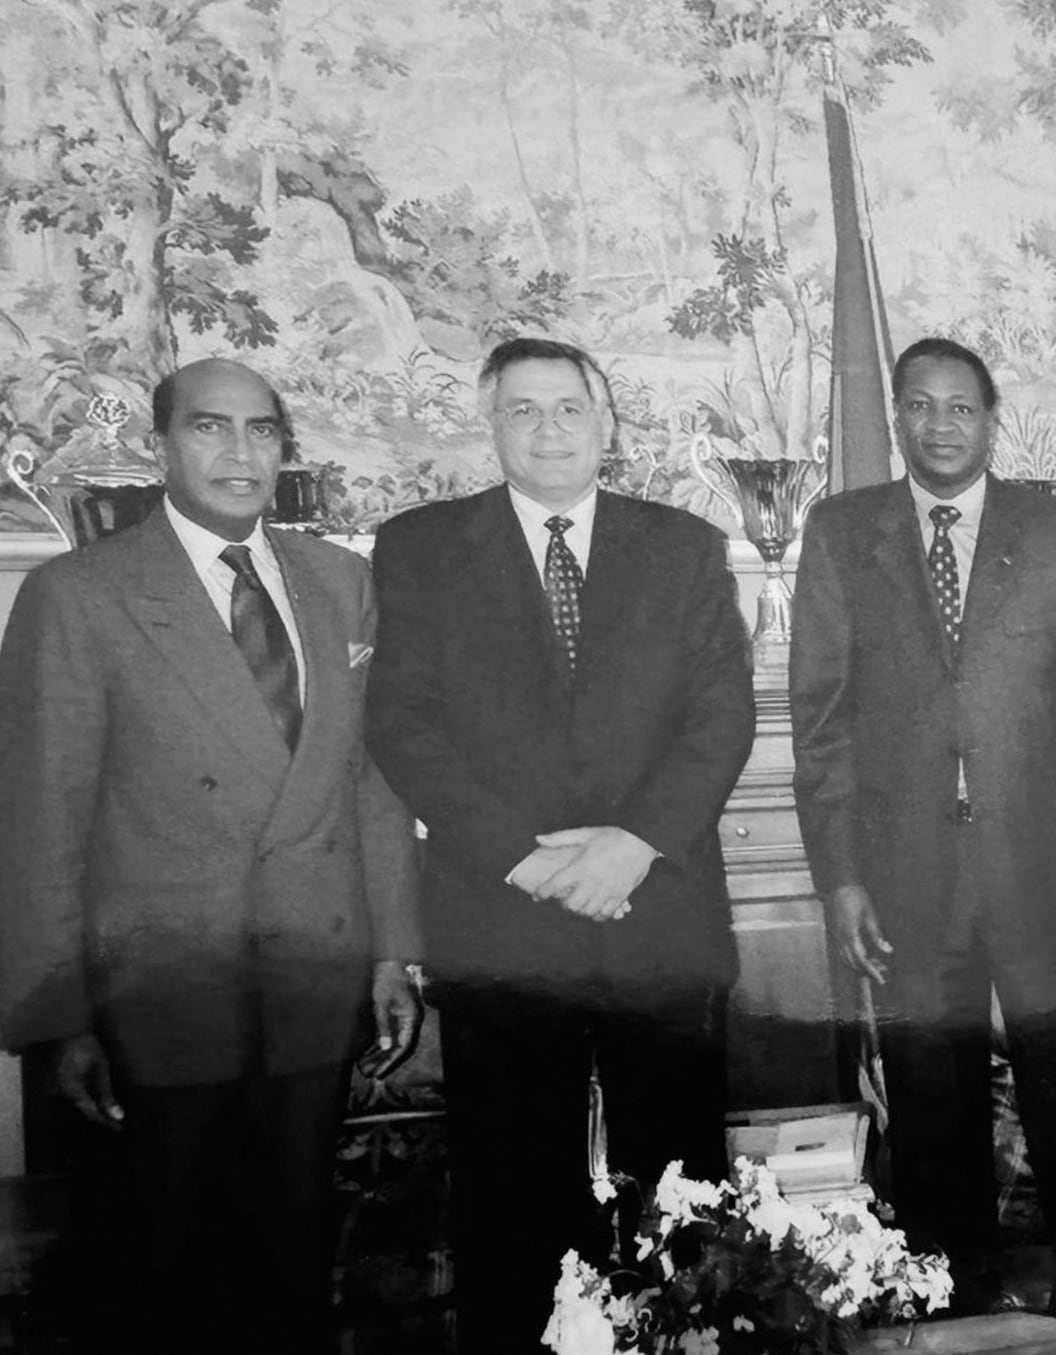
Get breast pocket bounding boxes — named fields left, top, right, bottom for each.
left=1002, top=606, right=1056, bottom=637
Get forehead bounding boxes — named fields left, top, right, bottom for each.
left=171, top=364, right=278, bottom=418
left=899, top=356, right=985, bottom=405
left=495, top=358, right=592, bottom=404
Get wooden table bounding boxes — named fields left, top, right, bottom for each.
left=852, top=1313, right=1056, bottom=1354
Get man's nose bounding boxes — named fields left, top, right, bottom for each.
left=926, top=405, right=955, bottom=432
left=227, top=427, right=255, bottom=463
left=536, top=411, right=565, bottom=437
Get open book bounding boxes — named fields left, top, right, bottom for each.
left=725, top=1102, right=874, bottom=1205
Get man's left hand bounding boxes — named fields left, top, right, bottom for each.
left=360, top=960, right=423, bottom=1080
left=531, top=826, right=658, bottom=921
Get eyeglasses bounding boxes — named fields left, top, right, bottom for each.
left=495, top=401, right=592, bottom=434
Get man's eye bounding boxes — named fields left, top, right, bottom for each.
left=507, top=404, right=540, bottom=426
left=194, top=420, right=221, bottom=434
left=250, top=423, right=279, bottom=439
left=952, top=405, right=973, bottom=417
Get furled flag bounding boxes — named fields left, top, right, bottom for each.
left=822, top=36, right=896, bottom=492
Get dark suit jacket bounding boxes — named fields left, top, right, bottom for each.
left=0, top=507, right=420, bottom=1084
left=365, top=486, right=755, bottom=1005
left=790, top=473, right=1056, bottom=1019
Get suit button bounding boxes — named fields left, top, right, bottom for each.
left=199, top=775, right=217, bottom=791
left=325, top=838, right=337, bottom=854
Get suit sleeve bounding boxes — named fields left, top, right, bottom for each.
left=366, top=521, right=539, bottom=884
left=350, top=559, right=424, bottom=964
left=0, top=562, right=104, bottom=1051
left=613, top=527, right=755, bottom=871
left=789, top=506, right=863, bottom=896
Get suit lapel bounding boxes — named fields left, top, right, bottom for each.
left=262, top=529, right=352, bottom=841
left=124, top=510, right=292, bottom=789
left=868, top=479, right=957, bottom=674
left=961, top=474, right=1022, bottom=649
left=576, top=492, right=650, bottom=685
left=464, top=486, right=568, bottom=691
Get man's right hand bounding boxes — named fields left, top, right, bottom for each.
left=507, top=844, right=581, bottom=897
left=56, top=1033, right=125, bottom=1130
left=507, top=843, right=632, bottom=921
left=829, top=884, right=892, bottom=985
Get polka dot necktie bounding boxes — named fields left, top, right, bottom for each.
left=927, top=505, right=962, bottom=649
left=544, top=515, right=583, bottom=675
left=220, top=544, right=302, bottom=752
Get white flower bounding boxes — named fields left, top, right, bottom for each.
left=654, top=1160, right=728, bottom=1225
left=681, top=1327, right=720, bottom=1354
left=745, top=1194, right=799, bottom=1248
left=545, top=1162, right=954, bottom=1352
left=593, top=1175, right=618, bottom=1205
left=542, top=1251, right=617, bottom=1355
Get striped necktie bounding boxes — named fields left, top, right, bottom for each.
left=220, top=544, right=302, bottom=751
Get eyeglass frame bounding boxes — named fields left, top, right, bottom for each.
left=492, top=399, right=597, bottom=435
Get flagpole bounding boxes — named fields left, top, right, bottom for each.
left=819, top=18, right=897, bottom=492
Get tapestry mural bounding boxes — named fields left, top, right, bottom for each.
left=1, top=0, right=1055, bottom=536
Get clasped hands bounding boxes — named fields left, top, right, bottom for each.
left=508, top=825, right=657, bottom=922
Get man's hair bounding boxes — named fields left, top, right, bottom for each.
left=892, top=337, right=998, bottom=411
left=478, top=336, right=615, bottom=420
left=152, top=364, right=298, bottom=462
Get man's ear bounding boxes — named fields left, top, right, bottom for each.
left=891, top=406, right=909, bottom=455
left=986, top=408, right=1000, bottom=459
left=150, top=432, right=168, bottom=472
left=600, top=405, right=616, bottom=449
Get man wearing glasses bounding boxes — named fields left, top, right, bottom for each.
left=366, top=336, right=755, bottom=1354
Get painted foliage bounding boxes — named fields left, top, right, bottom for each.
left=1, top=0, right=1055, bottom=534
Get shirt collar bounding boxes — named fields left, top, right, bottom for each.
left=507, top=483, right=598, bottom=535
left=163, top=494, right=272, bottom=573
left=906, top=471, right=987, bottom=530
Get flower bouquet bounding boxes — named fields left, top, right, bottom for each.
left=543, top=1158, right=953, bottom=1355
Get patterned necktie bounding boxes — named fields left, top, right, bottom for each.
left=219, top=544, right=302, bottom=751
left=544, top=515, right=583, bottom=675
left=927, top=504, right=962, bottom=648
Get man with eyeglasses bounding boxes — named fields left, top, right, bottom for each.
left=366, top=336, right=755, bottom=1354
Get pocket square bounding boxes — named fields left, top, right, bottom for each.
left=348, top=642, right=374, bottom=668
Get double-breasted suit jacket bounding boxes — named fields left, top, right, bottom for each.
left=791, top=473, right=1056, bottom=1021
left=0, top=507, right=419, bottom=1085
left=366, top=485, right=755, bottom=1008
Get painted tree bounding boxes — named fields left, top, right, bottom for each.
left=922, top=0, right=1056, bottom=381
left=0, top=0, right=288, bottom=379
left=438, top=0, right=700, bottom=315
left=611, top=0, right=929, bottom=458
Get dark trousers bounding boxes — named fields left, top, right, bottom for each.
left=439, top=985, right=728, bottom=1355
left=878, top=824, right=1056, bottom=1311
left=64, top=1063, right=352, bottom=1355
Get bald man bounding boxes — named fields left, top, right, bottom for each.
left=0, top=359, right=421, bottom=1353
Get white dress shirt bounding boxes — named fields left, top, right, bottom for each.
left=507, top=484, right=597, bottom=582
left=163, top=496, right=306, bottom=701
left=906, top=472, right=987, bottom=801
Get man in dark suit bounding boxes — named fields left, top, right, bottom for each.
left=366, top=336, right=755, bottom=1354
left=0, top=358, right=422, bottom=1353
left=791, top=336, right=1056, bottom=1313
